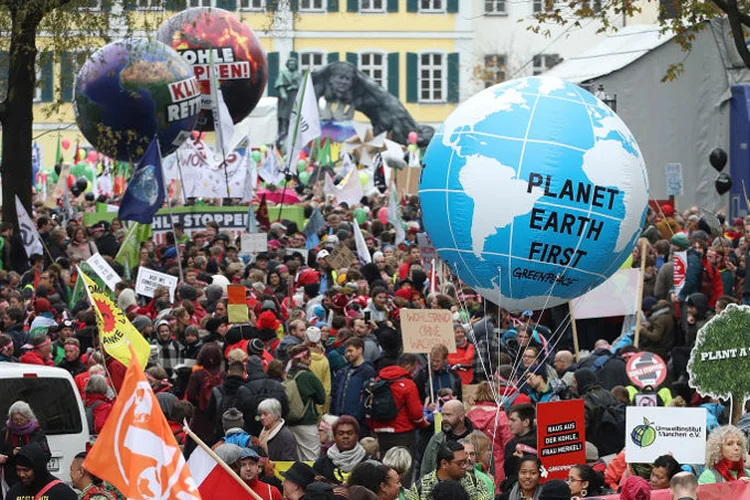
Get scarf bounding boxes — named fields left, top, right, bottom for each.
left=6, top=418, right=38, bottom=436
left=714, top=457, right=745, bottom=482
left=326, top=443, right=367, bottom=472
left=258, top=419, right=285, bottom=452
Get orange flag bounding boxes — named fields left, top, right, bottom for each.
left=84, top=345, right=201, bottom=500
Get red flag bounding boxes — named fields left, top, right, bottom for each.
left=186, top=445, right=249, bottom=498
left=84, top=346, right=201, bottom=499
left=256, top=193, right=270, bottom=230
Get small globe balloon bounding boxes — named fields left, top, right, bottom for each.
left=420, top=76, right=649, bottom=310
left=74, top=38, right=200, bottom=162
left=157, top=8, right=267, bottom=130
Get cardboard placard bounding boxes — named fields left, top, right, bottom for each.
left=86, top=253, right=120, bottom=292
left=135, top=267, right=178, bottom=303
left=625, top=407, right=706, bottom=464
left=400, top=308, right=456, bottom=354
left=537, top=400, right=586, bottom=481
left=327, top=245, right=355, bottom=270
left=241, top=233, right=268, bottom=255
left=665, top=163, right=683, bottom=197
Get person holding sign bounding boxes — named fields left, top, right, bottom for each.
left=698, top=425, right=750, bottom=484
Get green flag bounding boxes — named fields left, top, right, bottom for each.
left=55, top=133, right=62, bottom=166
left=115, top=222, right=152, bottom=277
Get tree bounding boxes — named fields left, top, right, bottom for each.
left=688, top=303, right=750, bottom=424
left=530, top=0, right=750, bottom=82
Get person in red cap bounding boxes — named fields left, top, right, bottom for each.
left=656, top=204, right=681, bottom=240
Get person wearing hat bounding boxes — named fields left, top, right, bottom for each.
left=20, top=334, right=54, bottom=366
left=51, top=318, right=76, bottom=365
left=538, top=479, right=570, bottom=500
left=655, top=204, right=681, bottom=240
left=237, top=447, right=282, bottom=500
left=281, top=462, right=317, bottom=500
left=305, top=326, right=332, bottom=415
left=4, top=443, right=77, bottom=500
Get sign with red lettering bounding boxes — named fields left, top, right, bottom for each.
left=537, top=400, right=586, bottom=482
left=400, top=309, right=456, bottom=354
left=673, top=250, right=686, bottom=296
left=626, top=352, right=667, bottom=389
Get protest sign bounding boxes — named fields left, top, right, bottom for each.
left=673, top=250, right=686, bottom=296
left=241, top=233, right=268, bottom=255
left=227, top=285, right=248, bottom=324
left=135, top=267, right=178, bottom=303
left=537, top=400, right=586, bottom=481
left=625, top=407, right=706, bottom=464
left=688, top=303, right=750, bottom=423
left=600, top=481, right=750, bottom=499
left=571, top=268, right=641, bottom=319
left=416, top=233, right=436, bottom=275
left=626, top=352, right=667, bottom=389
left=633, top=394, right=658, bottom=407
left=327, top=245, right=354, bottom=270
left=664, top=163, right=684, bottom=197
left=285, top=248, right=309, bottom=263
left=400, top=309, right=456, bottom=354
left=86, top=253, right=120, bottom=292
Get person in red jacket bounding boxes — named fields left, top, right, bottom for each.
left=237, top=448, right=282, bottom=500
left=703, top=247, right=725, bottom=308
left=83, top=374, right=114, bottom=435
left=19, top=334, right=54, bottom=366
left=467, top=381, right=513, bottom=489
left=447, top=324, right=474, bottom=385
left=368, top=355, right=429, bottom=461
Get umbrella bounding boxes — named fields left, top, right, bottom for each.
left=254, top=188, right=301, bottom=205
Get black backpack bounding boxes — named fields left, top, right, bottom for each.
left=589, top=401, right=626, bottom=456
left=362, top=376, right=405, bottom=420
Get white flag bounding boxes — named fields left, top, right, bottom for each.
left=209, top=65, right=236, bottom=160
left=15, top=196, right=44, bottom=258
left=352, top=220, right=372, bottom=265
left=340, top=153, right=354, bottom=178
left=258, top=148, right=285, bottom=186
left=323, top=172, right=337, bottom=199
left=285, top=72, right=321, bottom=169
left=387, top=188, right=406, bottom=245
left=336, top=168, right=364, bottom=207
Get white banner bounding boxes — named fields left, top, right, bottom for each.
left=285, top=72, right=321, bottom=168
left=625, top=407, right=706, bottom=465
left=135, top=267, right=178, bottom=303
left=15, top=196, right=43, bottom=258
left=163, top=139, right=250, bottom=199
left=571, top=268, right=641, bottom=320
left=241, top=233, right=268, bottom=255
left=86, top=253, right=120, bottom=292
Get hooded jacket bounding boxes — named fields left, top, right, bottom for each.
left=639, top=300, right=674, bottom=360
left=686, top=292, right=712, bottom=347
left=367, top=365, right=428, bottom=434
left=5, top=443, right=77, bottom=500
left=236, top=357, right=289, bottom=436
left=331, top=361, right=377, bottom=436
left=468, top=402, right=513, bottom=486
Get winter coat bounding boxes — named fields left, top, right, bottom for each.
left=528, top=377, right=567, bottom=404
left=468, top=402, right=513, bottom=485
left=686, top=293, right=712, bottom=347
left=286, top=366, right=327, bottom=426
left=309, top=350, right=332, bottom=415
left=368, top=365, right=428, bottom=434
left=85, top=393, right=114, bottom=435
left=653, top=261, right=674, bottom=300
left=332, top=361, right=377, bottom=436
left=678, top=248, right=704, bottom=301
left=1, top=424, right=51, bottom=489
left=4, top=443, right=77, bottom=500
left=19, top=349, right=54, bottom=366
left=236, top=359, right=289, bottom=436
left=361, top=333, right=382, bottom=364
left=578, top=349, right=630, bottom=391
left=414, top=364, right=462, bottom=403
left=419, top=418, right=474, bottom=477
left=639, top=300, right=674, bottom=360
left=206, top=374, right=246, bottom=441
left=700, top=258, right=724, bottom=308
left=266, top=422, right=299, bottom=461
left=447, top=341, right=475, bottom=385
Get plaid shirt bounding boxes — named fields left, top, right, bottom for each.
left=152, top=338, right=183, bottom=375
left=470, top=317, right=500, bottom=383
left=406, top=471, right=492, bottom=500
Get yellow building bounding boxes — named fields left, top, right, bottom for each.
left=19, top=0, right=470, bottom=168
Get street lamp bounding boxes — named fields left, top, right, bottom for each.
left=594, top=84, right=617, bottom=112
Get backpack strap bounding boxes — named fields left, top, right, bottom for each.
left=592, top=353, right=612, bottom=371
left=35, top=479, right=63, bottom=500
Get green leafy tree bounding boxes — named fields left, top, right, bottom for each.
left=530, top=0, right=750, bottom=82
left=688, top=303, right=750, bottom=424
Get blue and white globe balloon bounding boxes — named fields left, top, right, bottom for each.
left=419, top=76, right=649, bottom=311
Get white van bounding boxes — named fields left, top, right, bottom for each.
left=0, top=363, right=89, bottom=484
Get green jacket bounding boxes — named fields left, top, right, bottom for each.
left=405, top=471, right=492, bottom=500
left=419, top=418, right=474, bottom=477
left=288, top=366, right=327, bottom=425
left=474, top=464, right=494, bottom=494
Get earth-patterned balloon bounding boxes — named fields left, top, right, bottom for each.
left=74, top=39, right=200, bottom=162
left=157, top=7, right=268, bottom=131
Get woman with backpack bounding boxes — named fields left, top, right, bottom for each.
left=84, top=374, right=114, bottom=435
left=285, top=344, right=327, bottom=461
left=185, top=343, right=225, bottom=447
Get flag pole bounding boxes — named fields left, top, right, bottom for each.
left=183, top=424, right=264, bottom=500
left=209, top=51, right=232, bottom=199
left=156, top=140, right=184, bottom=284
left=278, top=70, right=310, bottom=221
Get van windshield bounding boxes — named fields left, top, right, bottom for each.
left=0, top=378, right=83, bottom=435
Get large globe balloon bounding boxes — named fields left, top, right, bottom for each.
left=157, top=8, right=268, bottom=131
left=419, top=76, right=649, bottom=311
left=74, top=39, right=200, bottom=162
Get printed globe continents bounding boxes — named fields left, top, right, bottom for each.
left=419, top=76, right=649, bottom=311
left=74, top=39, right=200, bottom=162
left=157, top=7, right=268, bottom=131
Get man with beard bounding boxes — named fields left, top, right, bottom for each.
left=419, top=400, right=473, bottom=477
left=5, top=443, right=77, bottom=500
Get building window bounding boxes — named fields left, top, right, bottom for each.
left=360, top=0, right=385, bottom=12
left=239, top=0, right=265, bottom=10
left=359, top=52, right=386, bottom=87
left=419, top=52, right=445, bottom=103
left=136, top=0, right=161, bottom=10
left=532, top=0, right=551, bottom=13
left=485, top=0, right=506, bottom=14
left=300, top=52, right=326, bottom=72
left=580, top=0, right=601, bottom=12
left=78, top=0, right=103, bottom=10
left=189, top=0, right=215, bottom=6
left=533, top=54, right=561, bottom=75
left=484, top=54, right=506, bottom=87
left=419, top=0, right=444, bottom=12
left=300, top=0, right=326, bottom=11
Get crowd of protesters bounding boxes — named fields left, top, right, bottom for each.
left=0, top=189, right=749, bottom=500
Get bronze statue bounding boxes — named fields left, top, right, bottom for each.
left=311, top=62, right=434, bottom=146
left=275, top=57, right=302, bottom=139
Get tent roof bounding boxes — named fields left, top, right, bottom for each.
left=545, top=24, right=676, bottom=83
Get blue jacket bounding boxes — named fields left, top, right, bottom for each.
left=679, top=248, right=704, bottom=301
left=331, top=361, right=377, bottom=435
